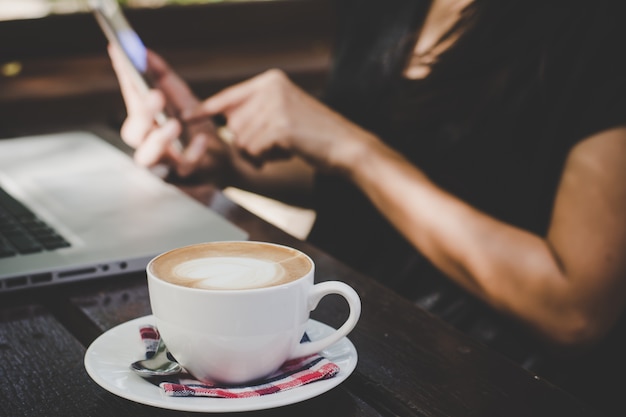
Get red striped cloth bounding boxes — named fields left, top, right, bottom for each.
left=137, top=325, right=340, bottom=398
left=139, top=326, right=159, bottom=358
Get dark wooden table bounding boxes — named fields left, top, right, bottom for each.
left=0, top=139, right=604, bottom=417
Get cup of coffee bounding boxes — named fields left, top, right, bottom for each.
left=147, top=240, right=361, bottom=385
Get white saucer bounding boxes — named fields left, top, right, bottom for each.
left=84, top=315, right=358, bottom=413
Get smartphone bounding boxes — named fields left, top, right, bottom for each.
left=90, top=0, right=182, bottom=150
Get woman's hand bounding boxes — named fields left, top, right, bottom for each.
left=108, top=45, right=229, bottom=181
left=184, top=69, right=378, bottom=175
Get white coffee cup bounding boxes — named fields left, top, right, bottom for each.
left=147, top=241, right=361, bottom=385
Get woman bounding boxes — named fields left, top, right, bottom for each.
left=109, top=0, right=626, bottom=412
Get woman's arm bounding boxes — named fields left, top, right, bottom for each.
left=187, top=68, right=626, bottom=350
left=347, top=126, right=626, bottom=351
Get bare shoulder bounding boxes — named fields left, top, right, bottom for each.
left=546, top=126, right=626, bottom=341
left=550, top=125, right=626, bottom=299
left=558, top=126, right=626, bottom=209
left=569, top=126, right=626, bottom=168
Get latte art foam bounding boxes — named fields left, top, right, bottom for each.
left=150, top=241, right=313, bottom=290
left=173, top=257, right=285, bottom=290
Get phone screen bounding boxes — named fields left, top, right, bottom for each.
left=90, top=0, right=235, bottom=155
left=117, top=28, right=148, bottom=74
left=90, top=0, right=150, bottom=89
left=90, top=0, right=187, bottom=155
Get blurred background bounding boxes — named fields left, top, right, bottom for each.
left=0, top=0, right=333, bottom=140
left=0, top=0, right=329, bottom=238
left=0, top=0, right=260, bottom=21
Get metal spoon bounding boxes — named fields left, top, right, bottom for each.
left=130, top=338, right=182, bottom=377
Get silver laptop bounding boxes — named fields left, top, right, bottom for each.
left=0, top=130, right=247, bottom=292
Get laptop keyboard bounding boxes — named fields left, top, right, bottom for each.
left=0, top=187, right=71, bottom=258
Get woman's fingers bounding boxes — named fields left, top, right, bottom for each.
left=120, top=89, right=166, bottom=148
left=108, top=44, right=224, bottom=177
left=133, top=119, right=182, bottom=167
left=147, top=50, right=198, bottom=113
left=176, top=132, right=210, bottom=177
left=182, top=72, right=266, bottom=124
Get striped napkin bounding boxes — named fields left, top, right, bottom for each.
left=137, top=325, right=340, bottom=398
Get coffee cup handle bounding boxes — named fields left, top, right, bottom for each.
left=289, top=281, right=361, bottom=359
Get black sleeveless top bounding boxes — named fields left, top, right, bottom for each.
left=307, top=1, right=626, bottom=414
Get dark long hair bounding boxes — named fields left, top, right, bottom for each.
left=325, top=0, right=626, bottom=133
left=320, top=0, right=626, bottom=236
